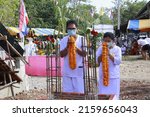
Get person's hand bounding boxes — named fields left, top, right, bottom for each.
left=67, top=37, right=75, bottom=48
left=98, top=54, right=102, bottom=62
left=76, top=47, right=80, bottom=51
left=108, top=52, right=115, bottom=62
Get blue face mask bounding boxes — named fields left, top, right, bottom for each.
left=107, top=41, right=114, bottom=48
left=67, top=29, right=76, bottom=36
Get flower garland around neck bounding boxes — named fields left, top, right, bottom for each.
left=102, top=42, right=109, bottom=86
left=68, top=36, right=76, bottom=69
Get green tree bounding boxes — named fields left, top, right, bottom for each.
left=24, top=0, right=58, bottom=28
left=53, top=0, right=69, bottom=35
left=112, top=0, right=147, bottom=26
left=0, top=0, right=102, bottom=35
left=0, top=0, right=19, bottom=26
left=67, top=2, right=97, bottom=34
left=53, top=0, right=97, bottom=35
left=99, top=14, right=112, bottom=24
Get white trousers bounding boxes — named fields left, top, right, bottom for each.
left=98, top=78, right=120, bottom=100
left=62, top=76, right=84, bottom=93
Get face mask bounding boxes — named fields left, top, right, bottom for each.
left=107, top=41, right=113, bottom=48
left=67, top=29, right=76, bottom=36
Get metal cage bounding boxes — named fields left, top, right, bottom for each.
left=46, top=35, right=114, bottom=100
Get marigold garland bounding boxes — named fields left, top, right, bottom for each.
left=68, top=36, right=76, bottom=69
left=102, top=42, right=109, bottom=86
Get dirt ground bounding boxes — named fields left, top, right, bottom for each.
left=1, top=79, right=150, bottom=100
left=120, top=80, right=150, bottom=100
left=120, top=57, right=150, bottom=100
left=1, top=56, right=150, bottom=100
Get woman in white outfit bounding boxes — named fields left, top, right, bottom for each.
left=96, top=32, right=122, bottom=100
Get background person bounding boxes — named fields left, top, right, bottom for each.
left=24, top=37, right=38, bottom=57
left=137, top=37, right=150, bottom=60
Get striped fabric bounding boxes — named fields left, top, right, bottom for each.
left=127, top=19, right=150, bottom=32
left=6, top=27, right=60, bottom=36
left=31, top=28, right=59, bottom=36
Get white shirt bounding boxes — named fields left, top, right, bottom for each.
left=24, top=41, right=37, bottom=56
left=145, top=38, right=150, bottom=45
left=137, top=39, right=148, bottom=46
left=60, top=35, right=86, bottom=77
left=96, top=45, right=122, bottom=79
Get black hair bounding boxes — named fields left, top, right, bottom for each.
left=66, top=20, right=78, bottom=28
left=142, top=37, right=146, bottom=39
left=103, top=32, right=115, bottom=41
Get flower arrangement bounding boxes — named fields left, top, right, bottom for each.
left=45, top=36, right=56, bottom=55
left=90, top=29, right=102, bottom=50
left=46, top=36, right=55, bottom=43
left=84, top=29, right=103, bottom=68
left=68, top=36, right=76, bottom=69
left=102, top=42, right=109, bottom=86
left=91, top=29, right=98, bottom=37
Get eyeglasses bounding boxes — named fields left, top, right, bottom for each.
left=67, top=28, right=76, bottom=30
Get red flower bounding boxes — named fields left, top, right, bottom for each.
left=91, top=29, right=95, bottom=35
left=46, top=36, right=51, bottom=41
left=34, top=41, right=40, bottom=44
left=50, top=38, right=55, bottom=43
left=91, top=29, right=98, bottom=36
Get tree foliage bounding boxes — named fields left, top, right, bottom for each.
left=112, top=0, right=147, bottom=25
left=68, top=3, right=97, bottom=33
left=0, top=0, right=97, bottom=35
left=24, top=0, right=58, bottom=28
left=1, top=0, right=147, bottom=34
left=0, top=0, right=19, bottom=26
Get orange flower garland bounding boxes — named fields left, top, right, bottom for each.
left=68, top=36, right=76, bottom=69
left=102, top=42, right=109, bottom=86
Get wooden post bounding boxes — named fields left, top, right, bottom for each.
left=8, top=74, right=14, bottom=97
left=4, top=73, right=7, bottom=84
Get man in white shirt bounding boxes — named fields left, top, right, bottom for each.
left=137, top=38, right=148, bottom=47
left=60, top=20, right=87, bottom=93
left=145, top=37, right=150, bottom=45
left=24, top=37, right=38, bottom=57
left=96, top=32, right=122, bottom=100
left=137, top=38, right=150, bottom=60
left=145, top=37, right=150, bottom=59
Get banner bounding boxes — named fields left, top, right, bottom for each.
left=19, top=0, right=29, bottom=35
